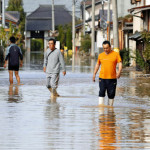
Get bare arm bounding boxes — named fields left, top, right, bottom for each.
left=93, top=62, right=100, bottom=82
left=3, top=60, right=7, bottom=68
left=20, top=60, right=23, bottom=67
left=116, top=62, right=122, bottom=79
left=43, top=52, right=47, bottom=72
left=43, top=67, right=46, bottom=72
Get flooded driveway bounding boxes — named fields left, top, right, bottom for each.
left=0, top=53, right=150, bottom=150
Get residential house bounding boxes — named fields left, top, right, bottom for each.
left=25, top=5, right=72, bottom=51
left=76, top=0, right=133, bottom=54
left=0, top=11, right=20, bottom=30
left=0, top=0, right=20, bottom=29
left=129, top=0, right=150, bottom=66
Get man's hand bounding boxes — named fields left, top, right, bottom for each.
left=93, top=63, right=100, bottom=82
left=116, top=72, right=121, bottom=79
left=3, top=64, right=6, bottom=68
left=3, top=61, right=7, bottom=68
left=93, top=74, right=96, bottom=82
left=43, top=67, right=46, bottom=72
left=20, top=62, right=23, bottom=67
left=116, top=62, right=122, bottom=79
left=63, top=71, right=66, bottom=76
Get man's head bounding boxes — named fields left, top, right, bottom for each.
left=9, top=36, right=16, bottom=44
left=102, top=40, right=111, bottom=54
left=48, top=38, right=56, bottom=50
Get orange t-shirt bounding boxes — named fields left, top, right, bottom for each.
left=97, top=51, right=122, bottom=79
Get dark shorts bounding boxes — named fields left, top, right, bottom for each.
left=99, top=78, right=117, bottom=99
left=8, top=65, right=19, bottom=71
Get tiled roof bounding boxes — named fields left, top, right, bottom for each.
left=5, top=11, right=20, bottom=23
left=26, top=5, right=72, bottom=31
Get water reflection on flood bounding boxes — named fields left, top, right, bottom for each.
left=98, top=108, right=117, bottom=150
left=8, top=85, right=22, bottom=103
left=0, top=52, right=150, bottom=149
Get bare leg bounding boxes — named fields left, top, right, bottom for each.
left=9, top=71, right=13, bottom=85
left=15, top=71, right=20, bottom=85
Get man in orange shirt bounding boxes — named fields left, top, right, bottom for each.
left=93, top=41, right=122, bottom=106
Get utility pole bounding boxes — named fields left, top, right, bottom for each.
left=83, top=0, right=85, bottom=36
left=91, top=0, right=95, bottom=57
left=52, top=0, right=55, bottom=32
left=2, top=0, right=5, bottom=28
left=72, top=0, right=75, bottom=54
left=102, top=0, right=105, bottom=38
left=112, top=0, right=119, bottom=52
left=107, top=0, right=111, bottom=41
left=0, top=1, right=2, bottom=15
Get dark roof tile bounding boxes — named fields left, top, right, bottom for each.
left=26, top=5, right=72, bottom=31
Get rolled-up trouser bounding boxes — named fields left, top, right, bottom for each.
left=46, top=73, right=59, bottom=89
left=99, top=78, right=117, bottom=99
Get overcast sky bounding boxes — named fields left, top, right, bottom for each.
left=5, top=0, right=82, bottom=16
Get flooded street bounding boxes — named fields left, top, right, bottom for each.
left=0, top=53, right=150, bottom=150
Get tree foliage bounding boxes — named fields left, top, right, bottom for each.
left=0, top=23, right=22, bottom=48
left=6, top=0, right=26, bottom=36
left=80, top=34, right=91, bottom=53
left=120, top=48, right=130, bottom=67
left=57, top=25, right=65, bottom=49
left=137, top=31, right=150, bottom=73
left=66, top=26, right=72, bottom=49
left=56, top=24, right=72, bottom=49
left=31, top=39, right=44, bottom=51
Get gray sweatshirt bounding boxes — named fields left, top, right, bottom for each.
left=43, top=48, right=66, bottom=73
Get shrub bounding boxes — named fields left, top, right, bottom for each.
left=80, top=34, right=91, bottom=53
left=120, top=48, right=130, bottom=67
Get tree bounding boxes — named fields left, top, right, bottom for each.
left=80, top=34, right=91, bottom=53
left=56, top=23, right=72, bottom=49
left=6, top=0, right=26, bottom=36
left=0, top=27, right=7, bottom=48
left=57, top=25, right=65, bottom=49
left=135, top=31, right=150, bottom=73
left=140, top=31, right=150, bottom=73
left=66, top=26, right=72, bottom=50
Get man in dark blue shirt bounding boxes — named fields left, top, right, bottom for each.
left=4, top=36, right=23, bottom=85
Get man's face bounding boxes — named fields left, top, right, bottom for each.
left=48, top=40, right=55, bottom=50
left=103, top=44, right=111, bottom=54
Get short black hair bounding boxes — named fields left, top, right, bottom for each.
left=49, top=38, right=56, bottom=44
left=9, top=36, right=16, bottom=43
left=102, top=40, right=111, bottom=47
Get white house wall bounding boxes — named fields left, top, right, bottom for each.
left=146, top=0, right=150, bottom=5
left=133, top=11, right=143, bottom=33
left=85, top=10, right=90, bottom=20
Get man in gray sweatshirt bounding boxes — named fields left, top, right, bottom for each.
left=43, top=38, right=66, bottom=98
